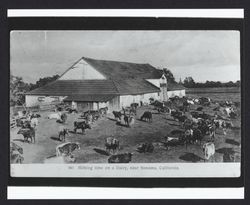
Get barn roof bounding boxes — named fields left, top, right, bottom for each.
left=83, top=57, right=163, bottom=79
left=27, top=78, right=160, bottom=96
left=27, top=57, right=184, bottom=99
left=113, top=78, right=160, bottom=95
left=63, top=94, right=116, bottom=102
left=27, top=80, right=119, bottom=96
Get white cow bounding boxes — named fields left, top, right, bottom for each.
left=56, top=142, right=80, bottom=157
left=48, top=112, right=62, bottom=120
left=187, top=99, right=195, bottom=105
left=30, top=117, right=39, bottom=128
left=203, top=142, right=215, bottom=161
left=224, top=107, right=235, bottom=117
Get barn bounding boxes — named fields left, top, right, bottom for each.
left=25, top=57, right=185, bottom=111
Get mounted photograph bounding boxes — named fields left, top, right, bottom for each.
left=9, top=30, right=241, bottom=178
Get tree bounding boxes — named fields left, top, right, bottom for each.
left=29, top=74, right=60, bottom=90
left=162, top=68, right=176, bottom=83
left=183, top=77, right=196, bottom=88
left=10, top=75, right=31, bottom=106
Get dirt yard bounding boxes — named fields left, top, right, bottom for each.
left=10, top=99, right=241, bottom=164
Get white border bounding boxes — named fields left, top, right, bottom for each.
left=10, top=163, right=241, bottom=178
left=8, top=187, right=244, bottom=199
left=7, top=9, right=244, bottom=18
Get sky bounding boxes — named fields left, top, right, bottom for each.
left=10, top=30, right=240, bottom=83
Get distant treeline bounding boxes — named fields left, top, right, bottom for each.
left=181, top=76, right=240, bottom=88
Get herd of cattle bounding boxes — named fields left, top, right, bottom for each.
left=10, top=95, right=240, bottom=164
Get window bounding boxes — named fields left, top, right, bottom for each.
left=51, top=97, right=60, bottom=102
left=37, top=96, right=45, bottom=102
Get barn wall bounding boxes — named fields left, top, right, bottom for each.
left=120, top=92, right=160, bottom=107
left=108, top=96, right=120, bottom=111
left=59, top=59, right=106, bottom=80
left=25, top=95, right=66, bottom=107
left=167, top=90, right=186, bottom=98
left=76, top=102, right=93, bottom=111
left=146, top=79, right=160, bottom=88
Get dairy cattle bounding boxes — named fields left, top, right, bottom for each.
left=112, top=111, right=122, bottom=121
left=30, top=117, right=39, bottom=128
left=105, top=137, right=120, bottom=154
left=17, top=127, right=35, bottom=143
left=136, top=142, right=154, bottom=153
left=58, top=126, right=69, bottom=142
left=74, top=121, right=91, bottom=134
left=202, top=142, right=215, bottom=161
left=56, top=142, right=80, bottom=156
left=108, top=152, right=133, bottom=163
left=48, top=112, right=61, bottom=120
left=140, top=111, right=152, bottom=122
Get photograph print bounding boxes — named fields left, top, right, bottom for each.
left=10, top=30, right=241, bottom=178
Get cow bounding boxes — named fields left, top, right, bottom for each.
left=196, top=106, right=203, bottom=111
left=108, top=152, right=133, bottom=163
left=10, top=153, right=24, bottom=164
left=208, top=123, right=216, bottom=140
left=163, top=136, right=186, bottom=150
left=187, top=99, right=195, bottom=105
left=10, top=141, right=23, bottom=155
left=140, top=111, right=152, bottom=122
left=112, top=111, right=122, bottom=121
left=123, top=112, right=135, bottom=127
left=202, top=142, right=215, bottom=161
left=56, top=142, right=80, bottom=157
left=17, top=127, right=35, bottom=143
left=190, top=111, right=200, bottom=119
left=131, top=103, right=139, bottom=108
left=48, top=112, right=61, bottom=120
left=30, top=117, right=39, bottom=128
left=73, top=121, right=91, bottom=134
left=136, top=142, right=154, bottom=153
left=31, top=113, right=41, bottom=118
left=105, top=137, right=120, bottom=154
left=58, top=126, right=69, bottom=142
left=184, top=129, right=193, bottom=147
left=224, top=107, right=234, bottom=117
left=99, top=107, right=108, bottom=116
left=192, top=128, right=203, bottom=144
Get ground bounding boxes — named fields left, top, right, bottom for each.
left=10, top=96, right=241, bottom=164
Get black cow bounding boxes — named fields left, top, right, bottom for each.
left=196, top=106, right=203, bottom=111
left=190, top=111, right=200, bottom=119
left=191, top=128, right=203, bottom=144
left=131, top=103, right=139, bottom=109
left=140, top=111, right=152, bottom=122
left=136, top=142, right=154, bottom=153
left=163, top=136, right=186, bottom=149
left=17, top=127, right=35, bottom=143
left=73, top=121, right=91, bottom=134
left=112, top=111, right=122, bottom=121
left=105, top=137, right=120, bottom=154
left=108, top=153, right=133, bottom=163
left=58, top=126, right=69, bottom=142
